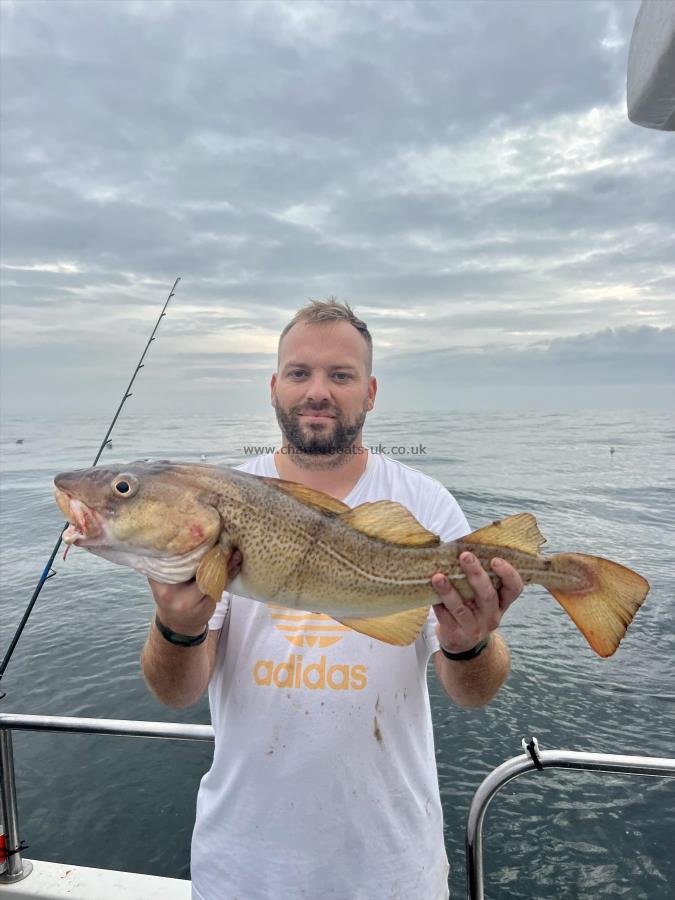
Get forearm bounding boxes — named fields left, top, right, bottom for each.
left=434, top=632, right=510, bottom=709
left=141, top=620, right=213, bottom=709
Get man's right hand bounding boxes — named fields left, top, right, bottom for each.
left=148, top=578, right=215, bottom=636
left=148, top=549, right=243, bottom=635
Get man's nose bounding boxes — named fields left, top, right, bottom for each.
left=303, top=373, right=333, bottom=404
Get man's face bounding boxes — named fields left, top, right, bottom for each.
left=271, top=321, right=376, bottom=455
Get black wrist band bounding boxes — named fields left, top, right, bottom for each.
left=155, top=614, right=209, bottom=647
left=440, top=637, right=489, bottom=661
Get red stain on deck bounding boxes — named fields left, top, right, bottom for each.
left=190, top=524, right=205, bottom=540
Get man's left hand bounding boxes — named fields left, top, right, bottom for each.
left=431, top=553, right=523, bottom=654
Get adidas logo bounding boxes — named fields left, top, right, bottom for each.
left=268, top=607, right=349, bottom=648
left=253, top=654, right=367, bottom=691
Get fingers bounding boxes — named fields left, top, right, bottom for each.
left=490, top=558, right=524, bottom=611
left=457, top=552, right=499, bottom=610
left=456, top=552, right=523, bottom=616
left=431, top=573, right=484, bottom=653
left=431, top=573, right=477, bottom=621
left=430, top=551, right=524, bottom=654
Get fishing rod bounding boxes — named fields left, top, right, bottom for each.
left=0, top=277, right=181, bottom=701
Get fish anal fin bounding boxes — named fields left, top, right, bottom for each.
left=196, top=545, right=232, bottom=601
left=261, top=477, right=350, bottom=516
left=548, top=553, right=649, bottom=657
left=341, top=501, right=440, bottom=547
left=466, top=513, right=546, bottom=556
left=337, top=606, right=430, bottom=646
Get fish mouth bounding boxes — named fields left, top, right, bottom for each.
left=54, top=487, right=105, bottom=545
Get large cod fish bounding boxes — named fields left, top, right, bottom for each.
left=53, top=461, right=649, bottom=657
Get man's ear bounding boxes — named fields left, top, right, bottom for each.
left=270, top=372, right=277, bottom=407
left=367, top=375, right=377, bottom=411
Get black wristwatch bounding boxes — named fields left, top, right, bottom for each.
left=155, top=614, right=209, bottom=647
left=440, top=637, right=489, bottom=661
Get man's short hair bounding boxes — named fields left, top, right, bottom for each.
left=278, top=298, right=373, bottom=371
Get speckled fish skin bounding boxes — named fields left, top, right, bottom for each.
left=54, top=461, right=650, bottom=655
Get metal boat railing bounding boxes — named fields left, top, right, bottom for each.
left=466, top=737, right=675, bottom=900
left=0, top=713, right=214, bottom=884
left=2, top=716, right=674, bottom=894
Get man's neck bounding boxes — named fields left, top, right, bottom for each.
left=273, top=440, right=369, bottom=501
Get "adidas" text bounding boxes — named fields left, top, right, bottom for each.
left=253, top=655, right=368, bottom=691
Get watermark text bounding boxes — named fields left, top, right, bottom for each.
left=242, top=443, right=427, bottom=457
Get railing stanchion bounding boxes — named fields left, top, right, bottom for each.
left=0, top=727, right=33, bottom=883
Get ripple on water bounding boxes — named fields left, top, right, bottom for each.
left=2, top=410, right=673, bottom=897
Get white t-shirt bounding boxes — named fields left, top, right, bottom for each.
left=191, top=452, right=470, bottom=900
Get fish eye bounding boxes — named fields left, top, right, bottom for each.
left=112, top=474, right=138, bottom=497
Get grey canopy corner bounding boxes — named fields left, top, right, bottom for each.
left=627, top=0, right=675, bottom=131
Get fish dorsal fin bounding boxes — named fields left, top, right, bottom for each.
left=261, top=478, right=350, bottom=516
left=340, top=501, right=440, bottom=547
left=465, top=513, right=546, bottom=556
left=196, top=545, right=232, bottom=601
left=337, top=606, right=430, bottom=646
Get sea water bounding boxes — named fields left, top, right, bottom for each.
left=1, top=409, right=673, bottom=898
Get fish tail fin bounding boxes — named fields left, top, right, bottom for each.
left=547, top=552, right=649, bottom=657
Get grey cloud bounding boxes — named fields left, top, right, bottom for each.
left=380, top=325, right=675, bottom=385
left=1, top=0, right=673, bottom=418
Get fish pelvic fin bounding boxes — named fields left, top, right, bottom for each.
left=341, top=501, right=440, bottom=547
left=196, top=544, right=233, bottom=601
left=337, top=606, right=431, bottom=646
left=465, top=513, right=546, bottom=556
left=548, top=552, right=650, bottom=657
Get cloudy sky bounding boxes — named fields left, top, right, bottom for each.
left=1, top=0, right=673, bottom=418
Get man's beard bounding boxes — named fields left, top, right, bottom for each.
left=274, top=399, right=367, bottom=461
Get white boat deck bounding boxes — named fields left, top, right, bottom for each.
left=1, top=859, right=190, bottom=899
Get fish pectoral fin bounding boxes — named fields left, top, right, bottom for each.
left=465, top=513, right=546, bottom=556
left=336, top=606, right=430, bottom=646
left=195, top=545, right=232, bottom=601
left=340, top=502, right=440, bottom=547
left=260, top=477, right=350, bottom=515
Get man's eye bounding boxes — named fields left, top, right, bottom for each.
left=332, top=372, right=350, bottom=381
left=288, top=370, right=307, bottom=379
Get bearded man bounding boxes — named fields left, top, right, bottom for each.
left=142, top=300, right=523, bottom=900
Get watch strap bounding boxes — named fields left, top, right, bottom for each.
left=440, top=637, right=489, bottom=661
left=155, top=614, right=209, bottom=647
